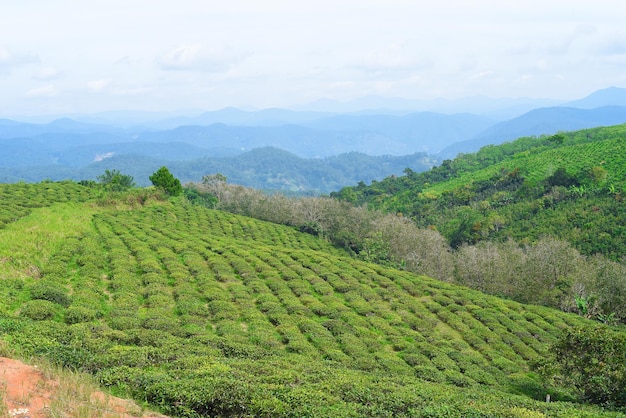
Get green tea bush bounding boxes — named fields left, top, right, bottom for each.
left=413, top=365, right=445, bottom=383
left=109, top=315, right=142, bottom=330
left=125, top=328, right=174, bottom=347
left=463, top=365, right=498, bottom=385
left=20, top=299, right=57, bottom=320
left=431, top=354, right=460, bottom=372
left=143, top=377, right=257, bottom=417
left=217, top=339, right=269, bottom=359
left=142, top=272, right=169, bottom=286
left=64, top=306, right=98, bottom=324
left=443, top=369, right=475, bottom=387
left=142, top=283, right=170, bottom=298
left=401, top=350, right=431, bottom=368
left=208, top=300, right=239, bottom=321
left=42, top=344, right=95, bottom=371
left=111, top=292, right=140, bottom=310
left=0, top=317, right=24, bottom=333
left=142, top=313, right=181, bottom=334
left=145, top=294, right=174, bottom=308
left=97, top=345, right=167, bottom=369
left=176, top=298, right=209, bottom=317
left=29, top=281, right=71, bottom=307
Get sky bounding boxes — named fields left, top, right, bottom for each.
left=1, top=0, right=626, bottom=117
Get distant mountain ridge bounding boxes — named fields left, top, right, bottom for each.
left=1, top=86, right=626, bottom=191
left=439, top=105, right=626, bottom=158
left=563, top=86, right=626, bottom=109
left=0, top=117, right=121, bottom=139
left=0, top=147, right=434, bottom=193
left=1, top=110, right=494, bottom=157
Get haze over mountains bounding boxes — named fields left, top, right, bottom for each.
left=2, top=87, right=626, bottom=192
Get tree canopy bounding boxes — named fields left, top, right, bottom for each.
left=149, top=166, right=182, bottom=196
left=537, top=325, right=626, bottom=407
left=97, top=169, right=135, bottom=191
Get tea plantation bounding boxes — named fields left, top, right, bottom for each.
left=0, top=182, right=624, bottom=417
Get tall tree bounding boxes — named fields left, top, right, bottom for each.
left=150, top=166, right=182, bottom=196
left=97, top=169, right=135, bottom=191
left=540, top=325, right=626, bottom=406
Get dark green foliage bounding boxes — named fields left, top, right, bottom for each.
left=545, top=167, right=579, bottom=188
left=149, top=166, right=182, bottom=196
left=538, top=325, right=626, bottom=407
left=20, top=300, right=57, bottom=320
left=97, top=169, right=135, bottom=191
left=29, top=281, right=71, bottom=307
left=183, top=185, right=217, bottom=207
left=64, top=306, right=98, bottom=324
left=332, top=125, right=626, bottom=260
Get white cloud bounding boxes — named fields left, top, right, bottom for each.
left=25, top=84, right=59, bottom=98
left=156, top=44, right=251, bottom=72
left=2, top=1, right=626, bottom=113
left=33, top=67, right=62, bottom=81
left=115, top=56, right=134, bottom=65
left=598, top=38, right=626, bottom=57
left=543, top=25, right=597, bottom=56
left=0, top=45, right=38, bottom=73
left=112, top=86, right=152, bottom=96
left=0, top=46, right=8, bottom=62
left=87, top=78, right=112, bottom=92
left=351, top=44, right=429, bottom=76
left=470, top=70, right=494, bottom=80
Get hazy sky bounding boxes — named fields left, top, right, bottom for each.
left=2, top=0, right=626, bottom=116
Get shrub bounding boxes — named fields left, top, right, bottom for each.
left=64, top=306, right=97, bottom=324
left=43, top=345, right=94, bottom=371
left=20, top=300, right=57, bottom=320
left=142, top=314, right=181, bottom=334
left=109, top=316, right=142, bottom=330
left=29, top=282, right=71, bottom=307
left=538, top=325, right=626, bottom=406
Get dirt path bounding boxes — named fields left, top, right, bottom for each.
left=0, top=357, right=166, bottom=418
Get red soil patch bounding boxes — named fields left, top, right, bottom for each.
left=0, top=357, right=166, bottom=417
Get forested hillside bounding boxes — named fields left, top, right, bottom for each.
left=1, top=183, right=625, bottom=416
left=334, top=124, right=626, bottom=259
left=0, top=147, right=434, bottom=194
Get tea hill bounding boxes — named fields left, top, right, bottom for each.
left=0, top=181, right=624, bottom=416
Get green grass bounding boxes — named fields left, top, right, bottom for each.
left=0, top=183, right=625, bottom=416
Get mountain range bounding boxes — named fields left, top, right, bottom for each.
left=1, top=86, right=626, bottom=192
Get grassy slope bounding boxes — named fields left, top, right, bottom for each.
left=0, top=183, right=624, bottom=416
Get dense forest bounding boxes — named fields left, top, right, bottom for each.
left=0, top=147, right=434, bottom=194
left=332, top=125, right=626, bottom=258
